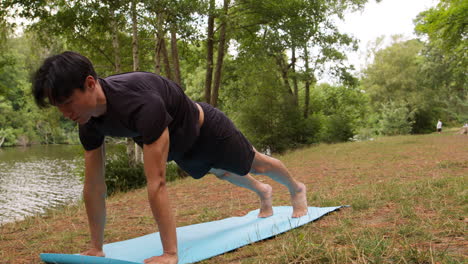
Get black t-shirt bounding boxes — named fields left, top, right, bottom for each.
left=79, top=72, right=200, bottom=161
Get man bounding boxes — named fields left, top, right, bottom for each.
left=437, top=119, right=443, bottom=133
left=33, top=51, right=308, bottom=264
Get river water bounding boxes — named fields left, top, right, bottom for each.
left=0, top=145, right=85, bottom=225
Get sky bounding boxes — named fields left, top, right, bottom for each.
left=336, top=0, right=438, bottom=73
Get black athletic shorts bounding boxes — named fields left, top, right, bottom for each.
left=173, top=102, right=255, bottom=179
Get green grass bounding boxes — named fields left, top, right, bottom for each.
left=1, top=132, right=467, bottom=263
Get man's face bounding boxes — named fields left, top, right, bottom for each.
left=56, top=80, right=95, bottom=125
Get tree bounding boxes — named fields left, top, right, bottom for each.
left=415, top=0, right=467, bottom=123
left=211, top=0, right=229, bottom=107
left=312, top=83, right=369, bottom=141
left=142, top=0, right=204, bottom=85
left=227, top=50, right=305, bottom=152
left=0, top=9, right=11, bottom=48
left=362, top=37, right=444, bottom=133
left=229, top=0, right=371, bottom=116
left=128, top=0, right=142, bottom=165
left=363, top=37, right=424, bottom=107
left=204, top=0, right=215, bottom=104
left=0, top=33, right=75, bottom=146
left=1, top=0, right=392, bottom=152
left=415, top=0, right=467, bottom=53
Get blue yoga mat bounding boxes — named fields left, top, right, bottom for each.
left=41, top=206, right=344, bottom=264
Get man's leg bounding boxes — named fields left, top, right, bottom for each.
left=209, top=168, right=273, bottom=218
left=250, top=150, right=308, bottom=218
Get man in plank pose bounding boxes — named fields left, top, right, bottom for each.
left=33, top=51, right=308, bottom=264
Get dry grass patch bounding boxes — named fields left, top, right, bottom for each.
left=1, top=132, right=466, bottom=263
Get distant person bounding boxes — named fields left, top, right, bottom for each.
left=436, top=119, right=443, bottom=134
left=31, top=51, right=308, bottom=264
left=461, top=123, right=468, bottom=134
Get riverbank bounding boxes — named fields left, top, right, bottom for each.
left=1, top=131, right=467, bottom=263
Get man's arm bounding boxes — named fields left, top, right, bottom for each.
left=143, top=127, right=178, bottom=264
left=81, top=144, right=107, bottom=256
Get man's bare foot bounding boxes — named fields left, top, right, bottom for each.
left=291, top=182, right=308, bottom=218
left=258, top=184, right=273, bottom=218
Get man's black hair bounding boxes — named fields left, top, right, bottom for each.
left=32, top=51, right=97, bottom=108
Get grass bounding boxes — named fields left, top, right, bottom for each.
left=0, top=132, right=467, bottom=263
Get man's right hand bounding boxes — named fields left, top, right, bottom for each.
left=81, top=248, right=105, bottom=257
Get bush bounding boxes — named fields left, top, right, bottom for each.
left=378, top=101, right=415, bottom=135
left=104, top=146, right=184, bottom=196
left=0, top=128, right=17, bottom=147
left=105, top=149, right=146, bottom=196
left=320, top=114, right=355, bottom=143
left=303, top=114, right=323, bottom=144
left=310, top=84, right=369, bottom=143
left=165, top=161, right=183, bottom=182
left=410, top=106, right=444, bottom=134
left=231, top=71, right=308, bottom=153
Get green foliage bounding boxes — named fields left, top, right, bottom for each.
left=1, top=0, right=464, bottom=156
left=0, top=0, right=377, bottom=153
left=165, top=161, right=183, bottom=183
left=415, top=0, right=467, bottom=53
left=378, top=101, right=415, bottom=136
left=361, top=36, right=464, bottom=134
left=303, top=114, right=323, bottom=144
left=320, top=114, right=355, bottom=143
left=105, top=149, right=146, bottom=196
left=415, top=0, right=467, bottom=124
left=363, top=38, right=425, bottom=109
left=0, top=32, right=79, bottom=146
left=0, top=127, right=16, bottom=147
left=223, top=52, right=315, bottom=153
left=234, top=79, right=308, bottom=153
left=223, top=50, right=369, bottom=150
left=312, top=83, right=369, bottom=142
left=104, top=146, right=183, bottom=196
left=411, top=107, right=440, bottom=134
left=0, top=40, right=38, bottom=145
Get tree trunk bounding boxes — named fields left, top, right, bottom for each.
left=110, top=7, right=121, bottom=73
left=291, top=46, right=298, bottom=106
left=154, top=35, right=162, bottom=75
left=303, top=46, right=316, bottom=118
left=211, top=0, right=229, bottom=107
left=204, top=0, right=215, bottom=104
left=131, top=0, right=139, bottom=72
left=154, top=12, right=163, bottom=75
left=111, top=5, right=138, bottom=164
left=130, top=0, right=143, bottom=164
left=154, top=12, right=173, bottom=81
left=276, top=54, right=293, bottom=95
left=160, top=36, right=173, bottom=80
left=170, top=27, right=182, bottom=86
left=152, top=13, right=188, bottom=179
